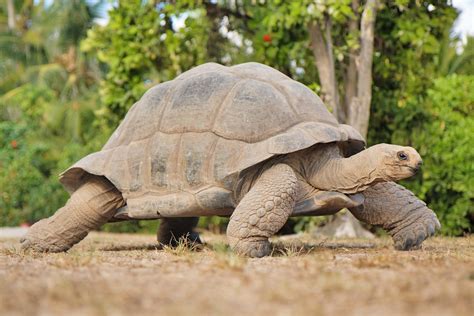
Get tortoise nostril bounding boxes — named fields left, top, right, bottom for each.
left=415, top=161, right=423, bottom=170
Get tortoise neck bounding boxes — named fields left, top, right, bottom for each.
left=234, top=143, right=385, bottom=201
left=307, top=146, right=385, bottom=194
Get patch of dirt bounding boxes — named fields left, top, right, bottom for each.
left=0, top=232, right=473, bottom=316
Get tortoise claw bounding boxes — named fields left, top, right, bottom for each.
left=232, top=238, right=272, bottom=258
left=392, top=212, right=441, bottom=251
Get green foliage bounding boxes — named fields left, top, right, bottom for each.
left=81, top=1, right=210, bottom=124
left=101, top=220, right=158, bottom=234
left=453, top=36, right=474, bottom=75
left=0, top=81, right=101, bottom=225
left=372, top=1, right=457, bottom=94
left=198, top=216, right=229, bottom=234
left=393, top=75, right=474, bottom=235
left=0, top=117, right=101, bottom=226
left=0, top=121, right=64, bottom=225
left=81, top=1, right=161, bottom=122
left=0, top=0, right=104, bottom=226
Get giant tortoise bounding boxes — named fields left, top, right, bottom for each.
left=21, top=62, right=440, bottom=257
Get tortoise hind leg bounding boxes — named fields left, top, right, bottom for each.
left=21, top=175, right=124, bottom=252
left=157, top=217, right=201, bottom=247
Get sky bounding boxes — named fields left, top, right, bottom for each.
left=452, top=0, right=474, bottom=42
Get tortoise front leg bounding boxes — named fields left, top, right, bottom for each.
left=349, top=182, right=441, bottom=250
left=227, top=164, right=298, bottom=257
left=157, top=217, right=201, bottom=247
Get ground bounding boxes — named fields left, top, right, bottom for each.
left=0, top=232, right=473, bottom=316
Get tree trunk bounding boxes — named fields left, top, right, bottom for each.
left=343, top=0, right=360, bottom=123
left=308, top=0, right=378, bottom=238
left=308, top=18, right=341, bottom=119
left=7, top=0, right=15, bottom=30
left=348, top=0, right=378, bottom=138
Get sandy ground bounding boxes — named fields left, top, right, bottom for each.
left=0, top=232, right=473, bottom=316
left=0, top=227, right=28, bottom=239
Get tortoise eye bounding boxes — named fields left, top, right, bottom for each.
left=397, top=151, right=408, bottom=161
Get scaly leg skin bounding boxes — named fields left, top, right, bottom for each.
left=349, top=182, right=441, bottom=250
left=157, top=217, right=201, bottom=247
left=227, top=164, right=298, bottom=257
left=21, top=175, right=124, bottom=252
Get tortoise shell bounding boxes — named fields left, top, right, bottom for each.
left=59, top=62, right=365, bottom=219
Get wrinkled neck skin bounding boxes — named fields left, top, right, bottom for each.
left=235, top=143, right=387, bottom=203
left=284, top=143, right=386, bottom=194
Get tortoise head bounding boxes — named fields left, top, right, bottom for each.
left=369, top=143, right=423, bottom=180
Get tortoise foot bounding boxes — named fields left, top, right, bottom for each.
left=231, top=238, right=272, bottom=258
left=392, top=212, right=441, bottom=251
left=20, top=218, right=84, bottom=253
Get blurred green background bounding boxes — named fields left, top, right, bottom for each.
left=0, top=0, right=472, bottom=235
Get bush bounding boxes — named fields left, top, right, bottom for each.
left=0, top=122, right=63, bottom=225
left=391, top=75, right=474, bottom=235
left=0, top=120, right=103, bottom=226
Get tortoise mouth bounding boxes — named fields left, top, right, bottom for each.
left=406, top=166, right=419, bottom=174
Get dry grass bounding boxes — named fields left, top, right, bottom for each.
left=0, top=232, right=473, bottom=316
